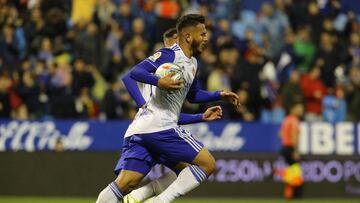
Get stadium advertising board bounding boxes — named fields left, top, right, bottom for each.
left=0, top=120, right=359, bottom=155
left=0, top=152, right=358, bottom=197
left=145, top=154, right=360, bottom=197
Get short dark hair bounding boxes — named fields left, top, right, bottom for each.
left=163, top=27, right=177, bottom=39
left=176, top=14, right=205, bottom=32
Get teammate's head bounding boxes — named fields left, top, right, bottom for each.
left=176, top=14, right=208, bottom=54
left=163, top=27, right=178, bottom=48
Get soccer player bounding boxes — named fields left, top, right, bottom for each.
left=121, top=27, right=223, bottom=203
left=279, top=102, right=304, bottom=199
left=96, top=14, right=240, bottom=203
left=163, top=27, right=178, bottom=48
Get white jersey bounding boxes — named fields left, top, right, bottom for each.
left=125, top=44, right=197, bottom=137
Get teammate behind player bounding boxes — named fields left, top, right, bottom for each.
left=163, top=27, right=178, bottom=48
left=96, top=14, right=240, bottom=203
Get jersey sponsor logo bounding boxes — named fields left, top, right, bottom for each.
left=149, top=52, right=162, bottom=62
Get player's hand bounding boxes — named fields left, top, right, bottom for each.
left=203, top=105, right=223, bottom=121
left=220, top=91, right=241, bottom=108
left=158, top=72, right=183, bottom=90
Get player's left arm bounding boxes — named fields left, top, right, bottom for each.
left=178, top=106, right=222, bottom=125
left=186, top=77, right=240, bottom=107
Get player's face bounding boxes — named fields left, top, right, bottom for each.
left=191, top=24, right=208, bottom=54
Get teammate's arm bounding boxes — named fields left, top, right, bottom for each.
left=178, top=106, right=222, bottom=124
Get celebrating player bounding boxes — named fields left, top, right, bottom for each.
left=121, top=27, right=224, bottom=203
left=96, top=14, right=240, bottom=203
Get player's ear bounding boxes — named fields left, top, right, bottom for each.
left=185, top=32, right=192, bottom=44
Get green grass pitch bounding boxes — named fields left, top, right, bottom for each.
left=0, top=197, right=359, bottom=203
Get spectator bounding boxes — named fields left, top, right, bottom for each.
left=259, top=2, right=290, bottom=57
left=294, top=26, right=316, bottom=73
left=71, top=58, right=95, bottom=96
left=103, top=21, right=125, bottom=80
left=76, top=87, right=98, bottom=118
left=103, top=79, right=124, bottom=119
left=48, top=62, right=77, bottom=118
left=234, top=47, right=265, bottom=118
left=24, top=8, right=46, bottom=54
left=102, top=79, right=134, bottom=119
left=316, top=32, right=340, bottom=87
left=17, top=71, right=41, bottom=118
left=346, top=66, right=360, bottom=121
left=197, top=46, right=216, bottom=87
left=207, top=62, right=232, bottom=92
left=112, top=2, right=133, bottom=38
left=231, top=88, right=256, bottom=121
left=93, top=0, right=116, bottom=28
left=213, top=18, right=241, bottom=50
left=123, top=35, right=148, bottom=67
left=154, top=0, right=180, bottom=41
left=0, top=71, right=12, bottom=117
left=54, top=137, right=65, bottom=152
left=306, top=1, right=323, bottom=44
left=73, top=22, right=104, bottom=69
left=44, top=7, right=68, bottom=39
left=37, top=37, right=53, bottom=64
left=0, top=24, right=19, bottom=73
left=300, top=65, right=327, bottom=121
left=276, top=31, right=302, bottom=83
left=281, top=70, right=304, bottom=114
left=348, top=32, right=360, bottom=67
left=323, top=86, right=346, bottom=122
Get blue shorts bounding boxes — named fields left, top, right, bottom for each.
left=114, top=126, right=204, bottom=175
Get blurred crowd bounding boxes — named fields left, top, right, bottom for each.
left=0, top=0, right=360, bottom=122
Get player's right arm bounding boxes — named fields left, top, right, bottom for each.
left=121, top=71, right=147, bottom=108
left=123, top=68, right=217, bottom=124
left=129, top=48, right=182, bottom=90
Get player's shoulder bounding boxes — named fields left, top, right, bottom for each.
left=170, top=43, right=181, bottom=52
left=148, top=48, right=175, bottom=64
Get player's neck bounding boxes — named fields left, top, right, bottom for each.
left=178, top=41, right=192, bottom=59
